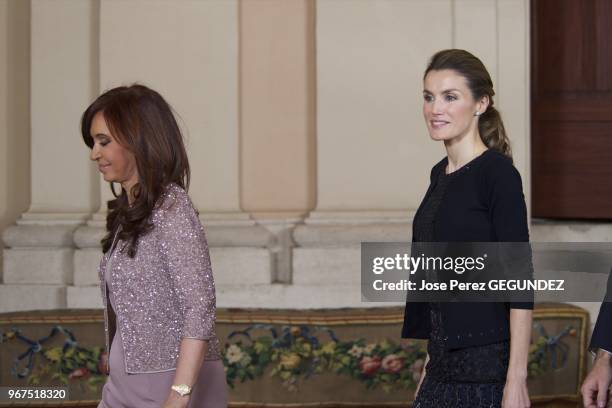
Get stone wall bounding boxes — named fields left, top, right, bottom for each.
left=8, top=1, right=607, bottom=323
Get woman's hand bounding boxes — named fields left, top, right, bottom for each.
left=414, top=373, right=425, bottom=399
left=166, top=338, right=208, bottom=408
left=504, top=309, right=532, bottom=408
left=163, top=392, right=190, bottom=408
left=502, top=376, right=530, bottom=408
left=413, top=352, right=429, bottom=400
left=581, top=351, right=612, bottom=408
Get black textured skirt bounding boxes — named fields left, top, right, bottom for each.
left=413, top=304, right=509, bottom=408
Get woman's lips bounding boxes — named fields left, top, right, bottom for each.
left=430, top=120, right=449, bottom=129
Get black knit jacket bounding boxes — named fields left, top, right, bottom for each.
left=402, top=149, right=533, bottom=349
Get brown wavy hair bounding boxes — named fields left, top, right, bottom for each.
left=424, top=49, right=512, bottom=160
left=81, top=84, right=190, bottom=256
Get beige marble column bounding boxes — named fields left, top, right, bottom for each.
left=240, top=0, right=316, bottom=220
left=454, top=0, right=530, bottom=195
left=0, top=0, right=30, bottom=305
left=0, top=0, right=30, bottom=244
left=1, top=0, right=99, bottom=312
left=0, top=0, right=30, bottom=234
left=497, top=0, right=530, bottom=202
left=453, top=0, right=498, bottom=84
left=310, top=0, right=453, bottom=223
left=238, top=0, right=316, bottom=283
left=98, top=0, right=244, bottom=221
left=21, top=0, right=99, bottom=222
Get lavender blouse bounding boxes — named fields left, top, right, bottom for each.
left=98, top=183, right=221, bottom=374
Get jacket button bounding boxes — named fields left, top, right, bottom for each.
left=457, top=335, right=461, bottom=339
left=468, top=333, right=472, bottom=337
left=480, top=332, right=484, bottom=336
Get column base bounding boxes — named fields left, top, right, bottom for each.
left=18, top=212, right=91, bottom=226
left=305, top=210, right=415, bottom=224
left=0, top=284, right=66, bottom=313
left=3, top=223, right=77, bottom=285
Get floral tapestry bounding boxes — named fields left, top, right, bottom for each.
left=0, top=305, right=588, bottom=407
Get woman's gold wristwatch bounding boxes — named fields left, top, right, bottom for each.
left=171, top=384, right=192, bottom=397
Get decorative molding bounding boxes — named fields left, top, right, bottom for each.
left=305, top=211, right=415, bottom=225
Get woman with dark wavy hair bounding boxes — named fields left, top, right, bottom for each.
left=82, top=84, right=227, bottom=408
left=402, top=50, right=533, bottom=407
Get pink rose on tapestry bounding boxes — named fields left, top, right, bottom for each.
left=381, top=354, right=403, bottom=373
left=359, top=356, right=381, bottom=375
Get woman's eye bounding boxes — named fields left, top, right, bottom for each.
left=445, top=94, right=457, bottom=102
left=423, top=94, right=433, bottom=102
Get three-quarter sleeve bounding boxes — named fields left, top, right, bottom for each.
left=487, top=159, right=534, bottom=309
left=158, top=187, right=216, bottom=340
left=488, top=162, right=529, bottom=242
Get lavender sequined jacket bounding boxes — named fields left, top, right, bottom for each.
left=98, top=184, right=221, bottom=374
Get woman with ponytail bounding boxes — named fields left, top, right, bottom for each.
left=402, top=50, right=532, bottom=407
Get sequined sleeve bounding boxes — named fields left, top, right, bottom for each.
left=157, top=186, right=217, bottom=340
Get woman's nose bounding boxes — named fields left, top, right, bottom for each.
left=90, top=145, right=100, bottom=161
left=432, top=99, right=444, bottom=114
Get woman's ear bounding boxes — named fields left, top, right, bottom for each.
left=476, top=95, right=490, bottom=115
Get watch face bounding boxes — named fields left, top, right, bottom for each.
left=173, top=384, right=191, bottom=396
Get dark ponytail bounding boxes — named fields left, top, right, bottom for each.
left=478, top=106, right=511, bottom=158
left=425, top=49, right=512, bottom=161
